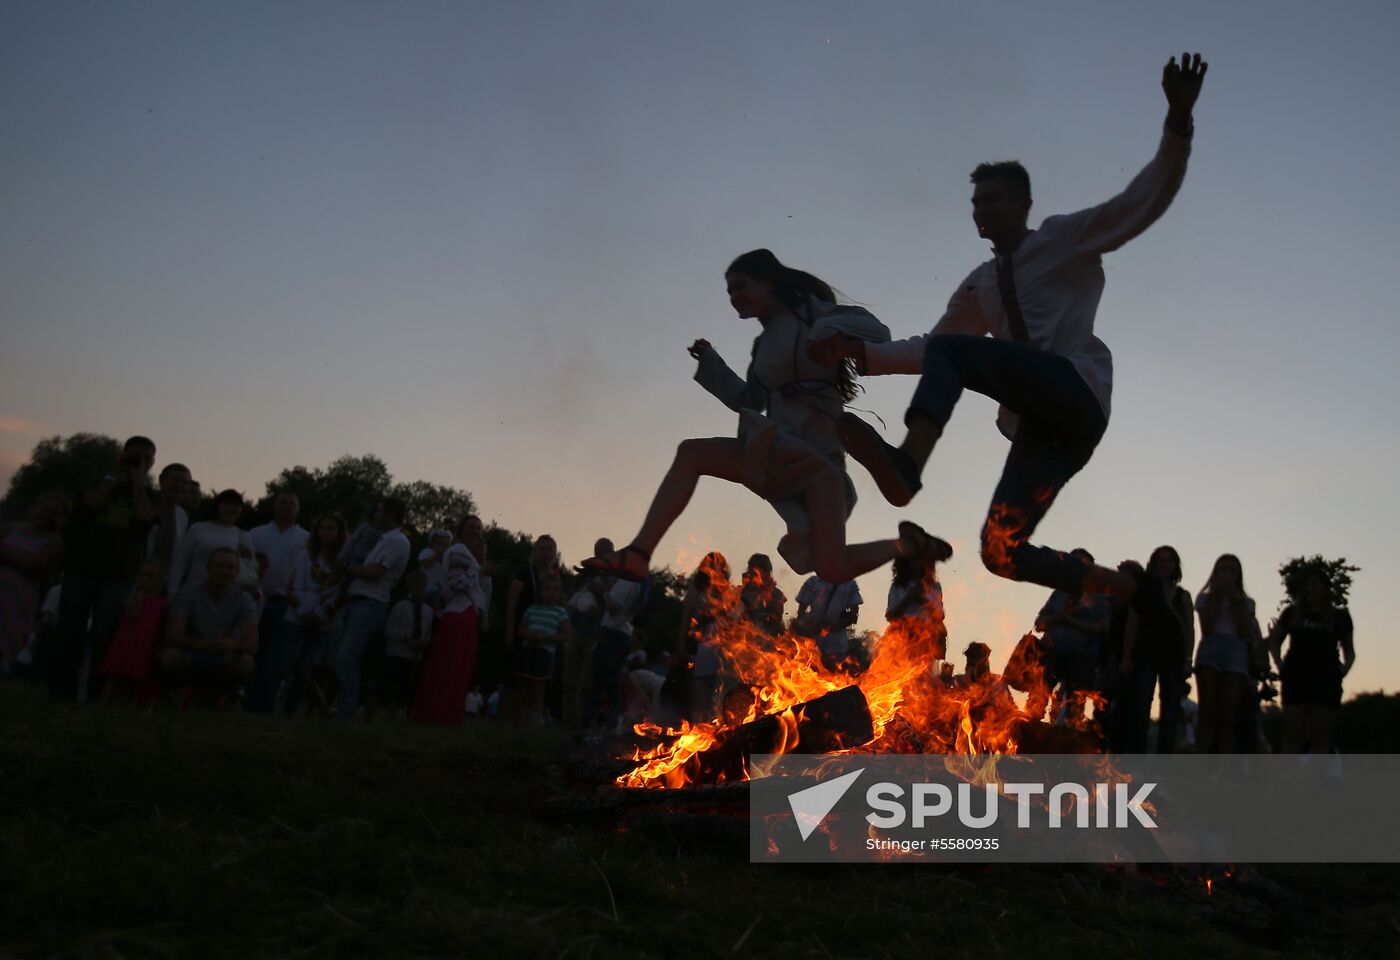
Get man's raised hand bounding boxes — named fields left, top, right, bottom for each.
left=1162, top=51, right=1207, bottom=119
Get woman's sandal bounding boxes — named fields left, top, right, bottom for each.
left=898, top=521, right=954, bottom=565
left=580, top=544, right=652, bottom=582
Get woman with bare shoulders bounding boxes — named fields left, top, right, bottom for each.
left=1193, top=554, right=1262, bottom=754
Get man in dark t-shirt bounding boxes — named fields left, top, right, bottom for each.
left=50, top=435, right=157, bottom=701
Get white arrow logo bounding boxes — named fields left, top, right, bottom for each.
left=787, top=769, right=865, bottom=841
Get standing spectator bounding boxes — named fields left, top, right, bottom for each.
left=410, top=516, right=490, bottom=726
left=512, top=572, right=571, bottom=729
left=676, top=552, right=734, bottom=722
left=419, top=528, right=453, bottom=609
left=740, top=553, right=786, bottom=636
left=0, top=492, right=68, bottom=673
left=1120, top=545, right=1194, bottom=752
left=340, top=506, right=383, bottom=571
left=98, top=558, right=167, bottom=704
left=885, top=552, right=946, bottom=659
left=456, top=515, right=493, bottom=624
left=620, top=650, right=665, bottom=726
left=955, top=641, right=1017, bottom=732
left=465, top=687, right=484, bottom=717
left=1035, top=548, right=1112, bottom=723
left=146, top=463, right=191, bottom=562
left=1100, top=560, right=1142, bottom=751
left=156, top=548, right=258, bottom=698
left=585, top=555, right=643, bottom=730
left=564, top=537, right=614, bottom=727
left=247, top=492, right=309, bottom=713
left=506, top=535, right=562, bottom=719
left=52, top=435, right=157, bottom=701
left=376, top=570, right=433, bottom=719
left=283, top=514, right=347, bottom=717
left=180, top=478, right=204, bottom=519
left=1268, top=568, right=1356, bottom=754
left=1193, top=554, right=1262, bottom=754
left=167, top=490, right=257, bottom=595
left=793, top=573, right=862, bottom=670
left=336, top=498, right=410, bottom=720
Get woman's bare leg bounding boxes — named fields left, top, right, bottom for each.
left=1195, top=667, right=1220, bottom=753
left=629, top=438, right=745, bottom=553
left=802, top=475, right=900, bottom=583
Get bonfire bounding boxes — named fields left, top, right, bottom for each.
left=617, top=555, right=1102, bottom=790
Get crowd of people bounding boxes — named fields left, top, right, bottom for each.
left=1023, top=547, right=1357, bottom=755
left=0, top=431, right=1358, bottom=757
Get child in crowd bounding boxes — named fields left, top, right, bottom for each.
left=284, top=514, right=348, bottom=718
left=376, top=569, right=433, bottom=718
left=99, top=558, right=167, bottom=704
left=419, top=528, right=452, bottom=609
left=514, top=574, right=571, bottom=729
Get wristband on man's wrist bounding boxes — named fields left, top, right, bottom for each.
left=1166, top=116, right=1194, bottom=139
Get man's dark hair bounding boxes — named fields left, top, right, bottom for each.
left=159, top=462, right=190, bottom=480
left=214, top=488, right=245, bottom=508
left=123, top=435, right=156, bottom=453
left=379, top=497, right=407, bottom=525
left=970, top=161, right=1031, bottom=199
left=206, top=546, right=240, bottom=569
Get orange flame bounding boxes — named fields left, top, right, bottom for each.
left=616, top=552, right=1117, bottom=789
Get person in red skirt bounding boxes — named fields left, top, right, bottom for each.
left=99, top=558, right=167, bottom=705
left=410, top=516, right=490, bottom=725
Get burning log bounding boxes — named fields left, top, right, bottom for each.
left=626, top=684, right=875, bottom=788
left=692, top=684, right=873, bottom=785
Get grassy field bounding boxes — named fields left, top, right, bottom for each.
left=2, top=680, right=1397, bottom=960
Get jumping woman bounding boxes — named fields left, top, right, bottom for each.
left=585, top=249, right=950, bottom=585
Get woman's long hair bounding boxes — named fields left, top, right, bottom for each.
left=726, top=248, right=860, bottom=404
left=308, top=513, right=348, bottom=566
left=1199, top=553, right=1254, bottom=636
left=891, top=554, right=925, bottom=589
left=1148, top=544, right=1183, bottom=585
left=691, top=551, right=731, bottom=592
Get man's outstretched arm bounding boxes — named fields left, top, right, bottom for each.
left=1055, top=52, right=1208, bottom=256
left=808, top=270, right=988, bottom=375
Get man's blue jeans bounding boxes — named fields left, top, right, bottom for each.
left=336, top=596, right=388, bottom=719
left=908, top=335, right=1107, bottom=593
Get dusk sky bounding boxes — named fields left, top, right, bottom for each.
left=3, top=1, right=1397, bottom=696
